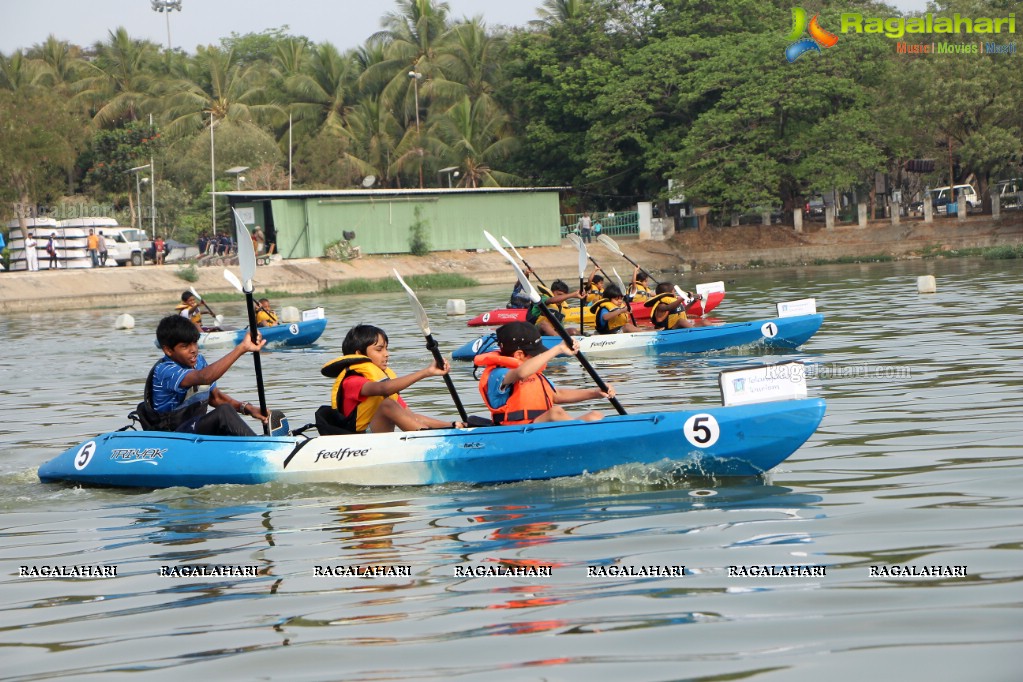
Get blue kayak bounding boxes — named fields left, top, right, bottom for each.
left=191, top=318, right=327, bottom=349
left=37, top=398, right=826, bottom=489
left=451, top=314, right=824, bottom=361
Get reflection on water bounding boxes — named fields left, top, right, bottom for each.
left=1, top=258, right=1022, bottom=680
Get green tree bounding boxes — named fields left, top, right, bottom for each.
left=73, top=27, right=160, bottom=127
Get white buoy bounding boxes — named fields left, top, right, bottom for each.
left=279, top=306, right=301, bottom=323
left=917, top=275, right=937, bottom=294
left=114, top=313, right=135, bottom=330
left=446, top=299, right=466, bottom=315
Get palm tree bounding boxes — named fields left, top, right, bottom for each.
left=344, top=94, right=404, bottom=187
left=28, top=36, right=82, bottom=92
left=530, top=0, right=589, bottom=29
left=73, top=27, right=160, bottom=127
left=431, top=17, right=505, bottom=115
left=431, top=95, right=518, bottom=187
left=0, top=50, right=48, bottom=93
left=282, top=42, right=360, bottom=139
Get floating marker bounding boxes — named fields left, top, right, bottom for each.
left=446, top=299, right=466, bottom=315
left=114, top=313, right=135, bottom=330
left=917, top=275, right=936, bottom=294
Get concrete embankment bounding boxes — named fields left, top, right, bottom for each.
left=2, top=215, right=1020, bottom=314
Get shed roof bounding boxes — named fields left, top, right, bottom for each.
left=214, top=187, right=569, bottom=199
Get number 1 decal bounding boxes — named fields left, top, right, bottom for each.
left=761, top=322, right=778, bottom=338
left=683, top=414, right=720, bottom=448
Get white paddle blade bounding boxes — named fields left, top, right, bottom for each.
left=215, top=314, right=225, bottom=325
left=612, top=267, right=627, bottom=292
left=223, top=268, right=244, bottom=292
left=484, top=231, right=540, bottom=303
left=597, top=233, right=623, bottom=256
left=189, top=286, right=203, bottom=301
left=501, top=236, right=525, bottom=263
left=232, top=208, right=256, bottom=292
left=566, top=233, right=587, bottom=279
left=392, top=269, right=431, bottom=335
left=674, top=285, right=694, bottom=306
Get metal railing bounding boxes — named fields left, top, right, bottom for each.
left=560, top=211, right=639, bottom=238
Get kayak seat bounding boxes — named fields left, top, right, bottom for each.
left=314, top=405, right=356, bottom=436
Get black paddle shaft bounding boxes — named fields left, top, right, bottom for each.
left=538, top=304, right=627, bottom=416
left=243, top=290, right=270, bottom=435
left=425, top=334, right=469, bottom=423
left=622, top=253, right=660, bottom=285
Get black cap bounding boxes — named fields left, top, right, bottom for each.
left=496, top=321, right=546, bottom=356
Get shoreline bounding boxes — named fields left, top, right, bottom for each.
left=2, top=215, right=1020, bottom=314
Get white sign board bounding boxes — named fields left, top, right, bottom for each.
left=301, top=307, right=325, bottom=321
left=696, top=281, right=726, bottom=296
left=776, top=298, right=817, bottom=318
left=719, top=362, right=808, bottom=407
left=235, top=207, right=256, bottom=226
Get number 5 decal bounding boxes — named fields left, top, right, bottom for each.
left=683, top=414, right=720, bottom=448
left=74, top=441, right=97, bottom=470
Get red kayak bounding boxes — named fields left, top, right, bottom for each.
left=467, top=292, right=725, bottom=327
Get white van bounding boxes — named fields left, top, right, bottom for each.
left=928, top=184, right=978, bottom=215
left=104, top=228, right=147, bottom=266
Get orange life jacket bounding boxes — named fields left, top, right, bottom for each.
left=474, top=353, right=555, bottom=425
left=175, top=303, right=202, bottom=326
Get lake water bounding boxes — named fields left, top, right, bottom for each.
left=1, top=258, right=1021, bottom=681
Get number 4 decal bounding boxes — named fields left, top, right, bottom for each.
left=683, top=414, right=720, bottom=448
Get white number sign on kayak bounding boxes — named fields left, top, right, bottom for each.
left=719, top=362, right=808, bottom=407
left=761, top=322, right=779, bottom=338
left=74, top=441, right=96, bottom=470
left=777, top=298, right=817, bottom=318
left=683, top=414, right=720, bottom=448
left=696, top=281, right=726, bottom=296
left=288, top=323, right=299, bottom=335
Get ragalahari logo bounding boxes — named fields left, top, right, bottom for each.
left=786, top=8, right=839, bottom=61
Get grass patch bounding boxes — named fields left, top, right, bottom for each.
left=982, top=244, right=1023, bottom=260
left=813, top=253, right=895, bottom=265
left=175, top=264, right=199, bottom=282
left=321, top=273, right=479, bottom=296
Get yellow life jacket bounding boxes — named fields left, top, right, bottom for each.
left=631, top=282, right=653, bottom=303
left=320, top=354, right=400, bottom=433
left=256, top=309, right=279, bottom=326
left=588, top=298, right=627, bottom=334
left=643, top=292, right=688, bottom=330
left=175, top=303, right=202, bottom=326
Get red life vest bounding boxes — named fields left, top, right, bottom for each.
left=474, top=353, right=556, bottom=425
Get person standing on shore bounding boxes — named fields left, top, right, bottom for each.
left=46, top=233, right=59, bottom=270
left=577, top=213, right=592, bottom=243
left=154, top=235, right=165, bottom=265
left=25, top=232, right=40, bottom=271
left=98, top=231, right=109, bottom=267
left=86, top=229, right=99, bottom=267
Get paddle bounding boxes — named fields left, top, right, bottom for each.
left=566, top=233, right=588, bottom=334
left=612, top=267, right=639, bottom=326
left=188, top=286, right=225, bottom=326
left=597, top=233, right=661, bottom=285
left=227, top=208, right=270, bottom=435
left=484, top=231, right=627, bottom=416
left=501, top=236, right=547, bottom=288
left=392, top=268, right=469, bottom=424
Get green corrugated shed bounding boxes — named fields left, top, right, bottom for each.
left=220, top=188, right=563, bottom=258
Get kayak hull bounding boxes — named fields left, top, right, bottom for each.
left=37, top=398, right=826, bottom=488
left=467, top=292, right=725, bottom=327
left=452, top=314, right=824, bottom=361
left=195, top=318, right=327, bottom=349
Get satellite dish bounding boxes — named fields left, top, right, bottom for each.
left=362, top=175, right=376, bottom=188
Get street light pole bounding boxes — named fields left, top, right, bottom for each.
left=126, top=164, right=151, bottom=230
left=210, top=114, right=216, bottom=233
left=408, top=69, right=423, bottom=189
left=150, top=0, right=182, bottom=51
